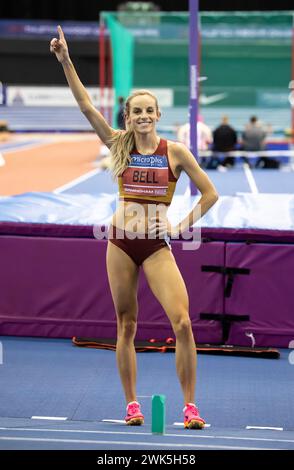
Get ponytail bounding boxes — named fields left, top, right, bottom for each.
left=109, top=129, right=135, bottom=180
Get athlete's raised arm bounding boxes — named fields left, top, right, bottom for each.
left=50, top=25, right=116, bottom=146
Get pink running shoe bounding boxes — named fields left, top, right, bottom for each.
left=183, top=403, right=205, bottom=429
left=125, top=401, right=144, bottom=426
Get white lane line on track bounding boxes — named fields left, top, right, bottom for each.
left=246, top=426, right=283, bottom=431
left=102, top=420, right=125, bottom=424
left=0, top=436, right=279, bottom=450
left=0, top=427, right=293, bottom=444
left=0, top=153, right=5, bottom=167
left=31, top=416, right=68, bottom=421
left=243, top=162, right=259, bottom=194
left=53, top=168, right=102, bottom=194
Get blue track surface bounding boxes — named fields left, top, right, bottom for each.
left=0, top=337, right=293, bottom=450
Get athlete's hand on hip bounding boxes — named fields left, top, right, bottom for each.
left=149, top=217, right=178, bottom=239
left=50, top=25, right=70, bottom=63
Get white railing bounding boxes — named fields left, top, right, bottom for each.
left=198, top=150, right=294, bottom=158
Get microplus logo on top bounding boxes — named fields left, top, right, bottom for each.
left=131, top=154, right=166, bottom=168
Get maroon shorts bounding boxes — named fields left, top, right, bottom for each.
left=108, top=225, right=171, bottom=266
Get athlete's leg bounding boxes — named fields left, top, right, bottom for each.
left=142, top=247, right=196, bottom=404
left=107, top=241, right=140, bottom=404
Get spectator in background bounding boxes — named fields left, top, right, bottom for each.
left=0, top=120, right=9, bottom=134
left=241, top=116, right=267, bottom=167
left=197, top=116, right=213, bottom=153
left=177, top=116, right=212, bottom=165
left=0, top=119, right=10, bottom=144
left=207, top=116, right=237, bottom=169
left=117, top=96, right=126, bottom=130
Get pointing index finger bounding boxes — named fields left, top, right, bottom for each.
left=58, top=25, right=65, bottom=40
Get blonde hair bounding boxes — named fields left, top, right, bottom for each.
left=110, top=90, right=159, bottom=179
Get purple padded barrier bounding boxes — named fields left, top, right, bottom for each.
left=0, top=232, right=224, bottom=343
left=0, top=236, right=117, bottom=339
left=225, top=243, right=294, bottom=347
left=137, top=241, right=224, bottom=343
left=0, top=222, right=94, bottom=238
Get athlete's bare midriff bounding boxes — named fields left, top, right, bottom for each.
left=111, top=200, right=169, bottom=234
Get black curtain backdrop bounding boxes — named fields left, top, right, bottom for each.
left=0, top=0, right=293, bottom=20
